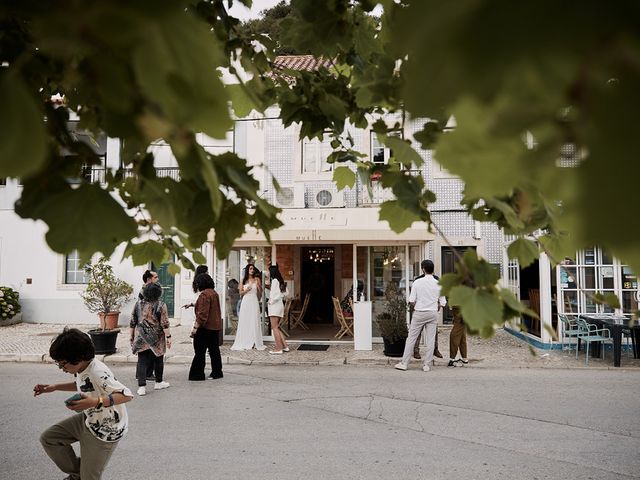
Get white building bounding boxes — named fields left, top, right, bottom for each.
left=1, top=58, right=637, bottom=349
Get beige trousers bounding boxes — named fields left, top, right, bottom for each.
left=40, top=413, right=118, bottom=480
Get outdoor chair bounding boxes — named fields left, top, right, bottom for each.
left=576, top=318, right=612, bottom=365
left=289, top=293, right=310, bottom=330
left=332, top=296, right=354, bottom=339
left=558, top=313, right=580, bottom=351
left=279, top=298, right=293, bottom=337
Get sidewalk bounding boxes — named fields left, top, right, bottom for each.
left=0, top=322, right=638, bottom=369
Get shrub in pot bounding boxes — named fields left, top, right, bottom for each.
left=375, top=282, right=408, bottom=357
left=80, top=258, right=133, bottom=354
left=0, top=286, right=21, bottom=326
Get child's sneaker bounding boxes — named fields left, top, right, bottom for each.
left=154, top=381, right=170, bottom=390
left=447, top=360, right=457, bottom=367
left=422, top=365, right=431, bottom=372
left=137, top=386, right=146, bottom=396
left=394, top=362, right=407, bottom=371
left=456, top=359, right=469, bottom=367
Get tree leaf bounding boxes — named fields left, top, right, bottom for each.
left=0, top=74, right=47, bottom=178
left=127, top=240, right=166, bottom=267
left=449, top=285, right=503, bottom=333
left=333, top=166, right=356, bottom=191
left=379, top=200, right=422, bottom=233
left=507, top=238, right=539, bottom=268
left=382, top=135, right=424, bottom=168
left=167, top=263, right=181, bottom=276
left=592, top=292, right=621, bottom=310
left=16, top=184, right=137, bottom=258
left=192, top=250, right=207, bottom=265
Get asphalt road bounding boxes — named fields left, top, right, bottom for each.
left=1, top=363, right=639, bottom=480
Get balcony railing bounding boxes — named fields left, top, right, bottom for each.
left=120, top=167, right=181, bottom=181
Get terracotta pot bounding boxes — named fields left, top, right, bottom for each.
left=98, top=311, right=120, bottom=330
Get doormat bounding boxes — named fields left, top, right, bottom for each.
left=296, top=344, right=330, bottom=351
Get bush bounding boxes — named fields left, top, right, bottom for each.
left=375, top=282, right=408, bottom=341
left=80, top=258, right=133, bottom=314
left=0, top=286, right=21, bottom=320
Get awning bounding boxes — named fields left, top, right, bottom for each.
left=211, top=208, right=435, bottom=246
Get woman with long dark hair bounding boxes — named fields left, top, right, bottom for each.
left=267, top=264, right=289, bottom=354
left=188, top=273, right=223, bottom=381
left=230, top=264, right=266, bottom=351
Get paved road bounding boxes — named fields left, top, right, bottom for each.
left=1, top=363, right=639, bottom=480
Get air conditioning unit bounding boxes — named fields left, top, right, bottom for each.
left=273, top=184, right=305, bottom=209
left=311, top=189, right=345, bottom=208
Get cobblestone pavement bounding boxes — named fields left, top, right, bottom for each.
left=0, top=322, right=638, bottom=370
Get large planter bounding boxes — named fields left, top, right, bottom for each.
left=88, top=329, right=120, bottom=355
left=98, top=311, right=120, bottom=330
left=0, top=312, right=22, bottom=327
left=382, top=336, right=407, bottom=357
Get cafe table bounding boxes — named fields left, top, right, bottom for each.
left=579, top=314, right=640, bottom=367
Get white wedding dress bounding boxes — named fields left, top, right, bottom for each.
left=230, top=281, right=266, bottom=351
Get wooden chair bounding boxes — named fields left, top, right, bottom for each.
left=278, top=298, right=293, bottom=337
left=290, top=293, right=310, bottom=330
left=332, top=296, right=354, bottom=339
left=528, top=288, right=541, bottom=334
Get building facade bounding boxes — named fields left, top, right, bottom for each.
left=1, top=111, right=637, bottom=348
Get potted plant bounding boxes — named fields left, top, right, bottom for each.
left=375, top=282, right=408, bottom=357
left=80, top=258, right=133, bottom=354
left=0, top=286, right=22, bottom=326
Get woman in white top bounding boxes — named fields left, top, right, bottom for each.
left=267, top=264, right=289, bottom=354
left=230, top=264, right=266, bottom=351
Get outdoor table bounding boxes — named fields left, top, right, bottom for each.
left=580, top=314, right=640, bottom=367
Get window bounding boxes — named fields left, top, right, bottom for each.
left=557, top=247, right=637, bottom=316
left=371, top=132, right=399, bottom=165
left=65, top=250, right=88, bottom=284
left=301, top=136, right=333, bottom=175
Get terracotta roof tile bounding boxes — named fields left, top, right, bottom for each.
left=273, top=55, right=332, bottom=71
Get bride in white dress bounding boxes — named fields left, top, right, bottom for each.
left=230, top=264, right=266, bottom=351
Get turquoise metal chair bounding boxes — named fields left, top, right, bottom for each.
left=576, top=318, right=611, bottom=365
left=558, top=314, right=580, bottom=351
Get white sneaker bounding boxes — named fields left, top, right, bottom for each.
left=394, top=362, right=407, bottom=371
left=154, top=381, right=170, bottom=390
left=269, top=350, right=283, bottom=355
left=422, top=365, right=431, bottom=372
left=137, top=386, right=146, bottom=396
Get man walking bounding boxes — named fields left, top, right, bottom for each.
left=395, top=260, right=446, bottom=372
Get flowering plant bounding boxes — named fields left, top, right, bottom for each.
left=0, top=286, right=21, bottom=320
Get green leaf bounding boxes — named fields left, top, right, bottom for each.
left=192, top=250, right=207, bottom=265
left=167, top=263, right=181, bottom=276
left=16, top=184, right=137, bottom=257
left=592, top=292, right=621, bottom=310
left=382, top=135, right=424, bottom=168
left=214, top=202, right=250, bottom=259
left=379, top=200, right=422, bottom=233
left=500, top=288, right=537, bottom=317
left=449, top=285, right=503, bottom=333
left=225, top=84, right=256, bottom=118
left=132, top=11, right=231, bottom=138
left=333, top=166, right=356, bottom=191
left=438, top=272, right=464, bottom=297
left=0, top=74, right=47, bottom=178
left=128, top=240, right=166, bottom=267
left=507, top=238, right=539, bottom=268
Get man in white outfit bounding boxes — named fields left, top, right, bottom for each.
left=395, top=260, right=446, bottom=372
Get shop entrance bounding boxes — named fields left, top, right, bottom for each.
left=300, top=246, right=335, bottom=325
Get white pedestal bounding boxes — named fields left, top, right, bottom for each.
left=354, top=301, right=372, bottom=350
